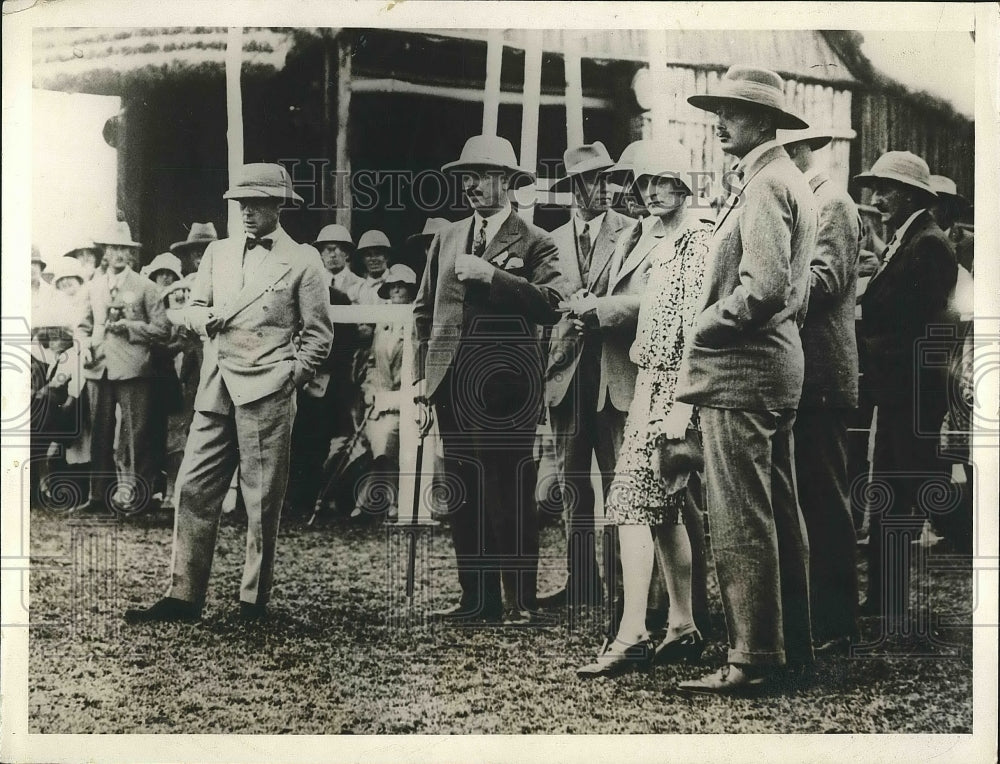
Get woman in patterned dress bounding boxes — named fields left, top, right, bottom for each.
left=577, top=146, right=710, bottom=677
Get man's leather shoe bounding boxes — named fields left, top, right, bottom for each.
left=654, top=629, right=705, bottom=665
left=124, top=597, right=201, bottom=624
left=815, top=635, right=854, bottom=657
left=238, top=602, right=268, bottom=622
left=678, top=664, right=768, bottom=696
left=428, top=603, right=501, bottom=624
left=535, top=587, right=567, bottom=610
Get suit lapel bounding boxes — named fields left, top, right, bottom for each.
left=587, top=210, right=628, bottom=292
left=221, top=231, right=293, bottom=322
left=612, top=221, right=660, bottom=290
left=554, top=221, right=584, bottom=293
left=483, top=212, right=524, bottom=267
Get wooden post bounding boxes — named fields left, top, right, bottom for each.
left=647, top=29, right=670, bottom=141
left=225, top=27, right=245, bottom=238
left=335, top=32, right=353, bottom=231
left=483, top=29, right=504, bottom=136
left=321, top=33, right=335, bottom=225
left=518, top=31, right=543, bottom=223
left=564, top=31, right=584, bottom=147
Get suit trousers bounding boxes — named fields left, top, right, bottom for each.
left=549, top=374, right=627, bottom=607
left=794, top=408, right=859, bottom=642
left=167, top=380, right=296, bottom=607
left=433, top=366, right=541, bottom=614
left=864, top=401, right=949, bottom=617
left=89, top=377, right=157, bottom=507
left=701, top=407, right=813, bottom=667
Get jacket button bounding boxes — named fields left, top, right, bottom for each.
left=257, top=331, right=263, bottom=337
left=262, top=306, right=268, bottom=311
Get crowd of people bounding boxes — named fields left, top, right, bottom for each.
left=29, top=64, right=974, bottom=696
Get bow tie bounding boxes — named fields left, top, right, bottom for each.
left=247, top=237, right=274, bottom=251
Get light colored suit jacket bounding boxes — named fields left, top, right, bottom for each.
left=183, top=225, right=334, bottom=413
left=677, top=143, right=817, bottom=410
left=78, top=268, right=171, bottom=380
left=544, top=209, right=633, bottom=407
left=800, top=172, right=860, bottom=408
left=413, top=211, right=564, bottom=397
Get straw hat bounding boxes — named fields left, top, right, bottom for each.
left=48, top=256, right=87, bottom=285
left=377, top=264, right=418, bottom=298
left=357, top=230, right=392, bottom=251
left=223, top=163, right=304, bottom=203
left=548, top=142, right=616, bottom=193
left=143, top=252, right=184, bottom=281
left=441, top=135, right=535, bottom=188
left=313, top=223, right=354, bottom=248
left=687, top=65, right=808, bottom=130
left=94, top=221, right=142, bottom=248
left=407, top=217, right=449, bottom=244
left=170, top=222, right=218, bottom=254
left=854, top=151, right=936, bottom=196
left=929, top=175, right=970, bottom=208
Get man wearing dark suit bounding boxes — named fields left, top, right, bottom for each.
left=677, top=66, right=817, bottom=695
left=539, top=142, right=633, bottom=610
left=125, top=164, right=333, bottom=623
left=414, top=135, right=563, bottom=624
left=854, top=152, right=957, bottom=623
left=77, top=222, right=171, bottom=513
left=780, top=128, right=862, bottom=654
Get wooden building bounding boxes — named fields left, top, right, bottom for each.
left=32, top=26, right=972, bottom=265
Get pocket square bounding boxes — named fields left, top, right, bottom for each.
left=504, top=256, right=524, bottom=270
left=491, top=250, right=512, bottom=268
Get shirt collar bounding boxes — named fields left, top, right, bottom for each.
left=473, top=201, right=513, bottom=244
left=734, top=139, right=785, bottom=178
left=888, top=209, right=925, bottom=249
left=575, top=211, right=605, bottom=238
left=804, top=165, right=825, bottom=184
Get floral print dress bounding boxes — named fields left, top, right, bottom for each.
left=606, top=221, right=709, bottom=525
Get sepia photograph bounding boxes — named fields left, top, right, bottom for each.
left=2, top=1, right=997, bottom=762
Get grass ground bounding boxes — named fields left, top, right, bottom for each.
left=28, top=505, right=973, bottom=735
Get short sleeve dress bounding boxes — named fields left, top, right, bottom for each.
left=605, top=221, right=710, bottom=526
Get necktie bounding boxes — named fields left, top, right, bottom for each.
left=247, top=237, right=274, bottom=251
left=578, top=222, right=592, bottom=260
left=472, top=219, right=488, bottom=258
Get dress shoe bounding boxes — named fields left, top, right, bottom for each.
left=124, top=597, right=201, bottom=624
left=502, top=608, right=534, bottom=626
left=238, top=602, right=268, bottom=622
left=535, top=587, right=567, bottom=610
left=428, top=603, right=501, bottom=624
left=576, top=637, right=655, bottom=678
left=815, top=635, right=854, bottom=657
left=654, top=629, right=705, bottom=665
left=678, top=664, right=768, bottom=696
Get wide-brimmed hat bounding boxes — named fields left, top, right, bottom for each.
left=62, top=240, right=100, bottom=259
left=548, top=142, right=616, bottom=193
left=854, top=151, right=936, bottom=196
left=776, top=125, right=836, bottom=152
left=94, top=221, right=142, bottom=248
left=603, top=140, right=696, bottom=196
left=223, top=163, right=304, bottom=203
left=687, top=65, right=808, bottom=130
left=161, top=274, right=195, bottom=304
left=358, top=230, right=392, bottom=251
left=441, top=135, right=535, bottom=188
left=170, top=222, right=218, bottom=254
left=929, top=175, right=970, bottom=208
left=313, top=223, right=354, bottom=248
left=377, top=264, right=418, bottom=298
left=143, top=252, right=184, bottom=281
left=407, top=217, right=449, bottom=244
left=48, top=256, right=87, bottom=285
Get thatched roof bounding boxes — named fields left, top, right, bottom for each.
left=32, top=27, right=300, bottom=94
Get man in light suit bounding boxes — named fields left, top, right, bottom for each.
left=77, top=222, right=171, bottom=513
left=414, top=135, right=563, bottom=625
left=125, top=163, right=333, bottom=623
left=779, top=127, right=861, bottom=655
left=677, top=66, right=817, bottom=695
left=539, top=142, right=634, bottom=611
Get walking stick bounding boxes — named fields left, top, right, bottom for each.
left=405, top=401, right=433, bottom=598
left=307, top=399, right=375, bottom=527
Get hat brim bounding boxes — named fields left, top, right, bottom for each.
left=170, top=239, right=216, bottom=254
left=854, top=171, right=936, bottom=197
left=223, top=187, right=305, bottom=204
left=548, top=160, right=616, bottom=193
left=782, top=135, right=833, bottom=152
left=93, top=239, right=142, bottom=248
left=312, top=239, right=355, bottom=248
left=441, top=160, right=536, bottom=189
left=686, top=94, right=809, bottom=130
